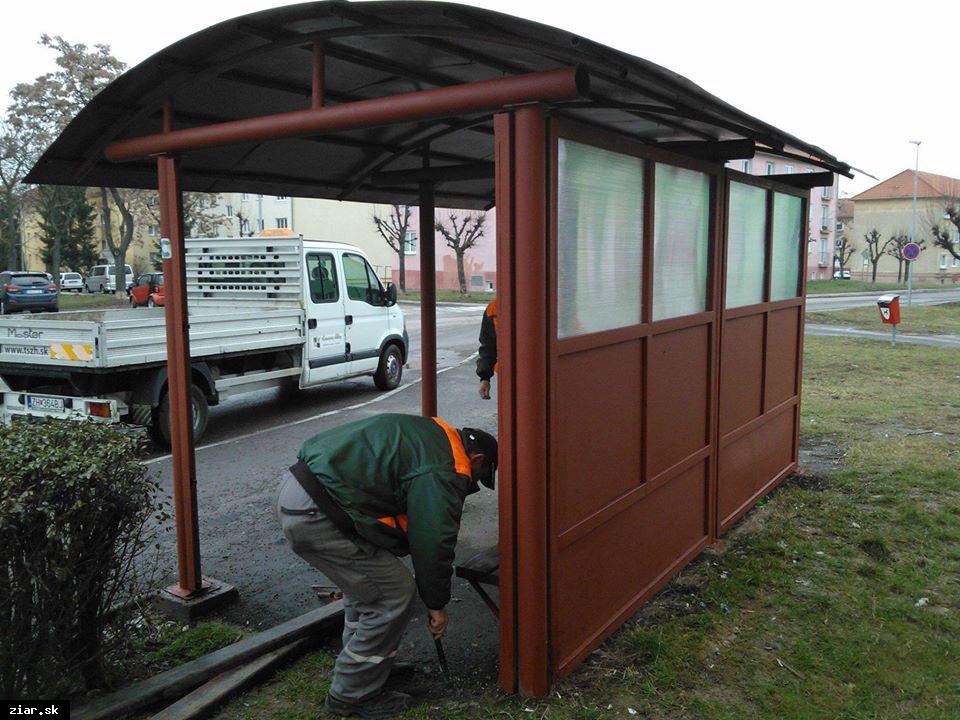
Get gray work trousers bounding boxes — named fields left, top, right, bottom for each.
left=277, top=475, right=416, bottom=702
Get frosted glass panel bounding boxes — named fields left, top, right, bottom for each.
left=771, top=193, right=803, bottom=300
left=725, top=182, right=766, bottom=308
left=557, top=139, right=643, bottom=339
left=653, top=165, right=710, bottom=320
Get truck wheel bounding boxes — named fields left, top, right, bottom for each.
left=150, top=384, right=210, bottom=448
left=374, top=344, right=403, bottom=391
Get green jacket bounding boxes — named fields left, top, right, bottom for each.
left=297, top=413, right=478, bottom=609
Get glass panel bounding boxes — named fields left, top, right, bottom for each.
left=557, top=139, right=643, bottom=339
left=770, top=193, right=803, bottom=300
left=342, top=253, right=371, bottom=302
left=364, top=258, right=385, bottom=305
left=653, top=164, right=711, bottom=320
left=725, top=182, right=766, bottom=308
left=306, top=253, right=339, bottom=303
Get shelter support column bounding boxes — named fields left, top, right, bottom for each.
left=512, top=105, right=551, bottom=697
left=158, top=106, right=203, bottom=598
left=419, top=180, right=437, bottom=417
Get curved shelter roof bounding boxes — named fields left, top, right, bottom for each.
left=25, top=0, right=851, bottom=209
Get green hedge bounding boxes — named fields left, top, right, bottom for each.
left=0, top=419, right=166, bottom=698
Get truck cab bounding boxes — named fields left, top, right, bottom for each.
left=300, top=241, right=406, bottom=390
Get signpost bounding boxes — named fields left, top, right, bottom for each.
left=902, top=242, right=921, bottom=306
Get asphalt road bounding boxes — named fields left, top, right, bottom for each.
left=806, top=288, right=960, bottom=311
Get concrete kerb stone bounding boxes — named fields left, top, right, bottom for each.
left=73, top=601, right=344, bottom=720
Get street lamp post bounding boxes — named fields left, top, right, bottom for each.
left=909, top=139, right=921, bottom=306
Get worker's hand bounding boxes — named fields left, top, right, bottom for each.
left=479, top=380, right=491, bottom=400
left=427, top=608, right=449, bottom=639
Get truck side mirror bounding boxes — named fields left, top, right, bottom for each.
left=385, top=282, right=398, bottom=306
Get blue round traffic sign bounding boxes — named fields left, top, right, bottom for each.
left=902, top=242, right=921, bottom=261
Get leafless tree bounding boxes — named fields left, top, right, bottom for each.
left=930, top=201, right=960, bottom=263
left=434, top=211, right=486, bottom=295
left=373, top=205, right=412, bottom=292
left=863, top=229, right=892, bottom=283
left=833, top=234, right=856, bottom=275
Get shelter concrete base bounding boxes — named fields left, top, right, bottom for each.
left=154, top=577, right=239, bottom=622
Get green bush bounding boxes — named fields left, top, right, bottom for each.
left=0, top=419, right=166, bottom=698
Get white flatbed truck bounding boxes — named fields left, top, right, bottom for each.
left=0, top=237, right=408, bottom=445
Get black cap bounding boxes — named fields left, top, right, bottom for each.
left=462, top=427, right=498, bottom=490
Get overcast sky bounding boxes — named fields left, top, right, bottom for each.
left=2, top=0, right=955, bottom=197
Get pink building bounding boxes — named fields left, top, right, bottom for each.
left=389, top=206, right=498, bottom=293
left=727, top=152, right=839, bottom=280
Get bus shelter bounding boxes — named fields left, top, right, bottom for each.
left=26, top=1, right=852, bottom=696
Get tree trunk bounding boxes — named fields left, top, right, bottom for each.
left=456, top=250, right=467, bottom=295
left=871, top=260, right=879, bottom=283
left=398, top=250, right=406, bottom=293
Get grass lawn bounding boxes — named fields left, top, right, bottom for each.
left=58, top=292, right=129, bottom=310
left=806, top=279, right=954, bottom=295
left=194, top=333, right=960, bottom=719
left=400, top=290, right=492, bottom=304
left=807, top=301, right=960, bottom=336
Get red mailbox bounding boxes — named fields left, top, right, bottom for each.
left=877, top=294, right=901, bottom=324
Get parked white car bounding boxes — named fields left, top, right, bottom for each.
left=59, top=272, right=83, bottom=292
left=85, top=264, right=134, bottom=293
left=832, top=269, right=852, bottom=280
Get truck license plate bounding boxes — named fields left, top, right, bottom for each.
left=27, top=395, right=65, bottom=412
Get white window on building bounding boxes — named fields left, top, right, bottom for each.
left=257, top=218, right=265, bottom=232
left=471, top=274, right=484, bottom=287
left=276, top=195, right=288, bottom=201
left=403, top=231, right=417, bottom=255
left=276, top=217, right=288, bottom=229
left=940, top=253, right=949, bottom=270
left=785, top=164, right=795, bottom=174
left=226, top=205, right=234, bottom=217
left=240, top=219, right=250, bottom=234
left=836, top=221, right=844, bottom=232
left=765, top=161, right=775, bottom=175
left=821, top=205, right=830, bottom=231
left=147, top=224, right=160, bottom=237
left=742, top=160, right=752, bottom=174
left=953, top=254, right=960, bottom=268
left=241, top=193, right=249, bottom=200
left=822, top=185, right=832, bottom=199
left=819, top=237, right=829, bottom=265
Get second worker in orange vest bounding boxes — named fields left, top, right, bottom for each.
left=477, top=299, right=497, bottom=400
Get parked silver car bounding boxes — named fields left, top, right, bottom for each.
left=84, top=264, right=134, bottom=293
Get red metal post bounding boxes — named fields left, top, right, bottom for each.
left=105, top=68, right=587, bottom=161
left=311, top=37, right=324, bottom=109
left=419, top=179, right=437, bottom=417
left=158, top=103, right=203, bottom=598
left=494, top=111, right=517, bottom=693
left=512, top=105, right=550, bottom=697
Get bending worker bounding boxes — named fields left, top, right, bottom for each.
left=277, top=413, right=498, bottom=718
left=477, top=298, right=497, bottom=400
